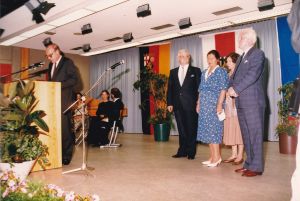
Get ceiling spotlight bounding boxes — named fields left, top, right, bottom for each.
left=25, top=0, right=55, bottom=24
left=37, top=1, right=55, bottom=15
left=0, top=29, right=4, bottom=38
left=81, top=23, right=93, bottom=35
left=43, top=37, right=53, bottom=47
left=137, top=4, right=151, bottom=17
left=82, top=44, right=91, bottom=52
left=123, top=32, right=133, bottom=43
left=257, top=0, right=275, bottom=11
left=178, top=17, right=192, bottom=29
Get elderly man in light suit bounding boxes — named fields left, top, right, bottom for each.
left=228, top=29, right=266, bottom=177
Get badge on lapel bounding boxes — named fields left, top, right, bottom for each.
left=244, top=60, right=248, bottom=64
left=191, top=74, right=195, bottom=77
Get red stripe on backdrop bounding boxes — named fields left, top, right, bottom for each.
left=215, top=32, right=235, bottom=57
left=149, top=46, right=160, bottom=134
left=0, top=64, right=12, bottom=83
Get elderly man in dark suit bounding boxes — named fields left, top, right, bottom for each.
left=167, top=49, right=201, bottom=160
left=46, top=43, right=79, bottom=165
left=228, top=29, right=265, bottom=177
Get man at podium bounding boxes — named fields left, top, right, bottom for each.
left=45, top=43, right=79, bottom=165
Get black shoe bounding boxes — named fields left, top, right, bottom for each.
left=172, top=154, right=187, bottom=158
left=187, top=156, right=195, bottom=160
left=62, top=159, right=71, bottom=165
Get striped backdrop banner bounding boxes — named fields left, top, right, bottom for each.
left=139, top=44, right=171, bottom=134
left=200, top=30, right=243, bottom=67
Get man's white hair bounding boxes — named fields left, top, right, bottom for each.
left=241, top=28, right=257, bottom=46
left=177, top=49, right=190, bottom=56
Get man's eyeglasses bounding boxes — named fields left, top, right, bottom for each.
left=45, top=48, right=57, bottom=59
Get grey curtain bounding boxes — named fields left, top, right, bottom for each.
left=89, top=47, right=142, bottom=133
left=170, top=35, right=203, bottom=69
left=248, top=20, right=281, bottom=141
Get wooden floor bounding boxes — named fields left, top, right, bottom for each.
left=29, top=134, right=295, bottom=201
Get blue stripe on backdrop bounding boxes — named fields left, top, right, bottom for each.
left=277, top=16, right=300, bottom=84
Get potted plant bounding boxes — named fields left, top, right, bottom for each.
left=133, top=59, right=172, bottom=141
left=276, top=82, right=298, bottom=154
left=0, top=80, right=49, bottom=180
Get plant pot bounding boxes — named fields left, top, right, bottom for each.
left=153, top=123, right=170, bottom=142
left=0, top=160, right=36, bottom=181
left=279, top=133, right=298, bottom=154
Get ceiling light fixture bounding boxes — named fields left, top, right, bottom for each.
left=137, top=4, right=151, bottom=17
left=82, top=44, right=91, bottom=52
left=123, top=32, right=133, bottom=43
left=25, top=0, right=55, bottom=24
left=258, top=0, right=275, bottom=11
left=81, top=23, right=93, bottom=35
left=178, top=17, right=192, bottom=29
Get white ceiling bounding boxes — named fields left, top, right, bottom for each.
left=0, top=0, right=292, bottom=56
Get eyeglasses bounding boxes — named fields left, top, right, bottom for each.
left=45, top=52, right=55, bottom=59
left=45, top=48, right=57, bottom=59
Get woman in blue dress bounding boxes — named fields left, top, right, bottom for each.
left=196, top=50, right=229, bottom=167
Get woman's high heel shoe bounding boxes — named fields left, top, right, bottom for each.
left=207, top=158, right=222, bottom=167
left=201, top=160, right=211, bottom=165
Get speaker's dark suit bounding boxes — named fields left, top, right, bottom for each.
left=48, top=56, right=79, bottom=161
left=230, top=47, right=265, bottom=173
left=167, top=66, right=201, bottom=157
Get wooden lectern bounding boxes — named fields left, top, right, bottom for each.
left=4, top=81, right=62, bottom=171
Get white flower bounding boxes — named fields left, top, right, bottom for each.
left=28, top=193, right=33, bottom=198
left=65, top=191, right=75, bottom=201
left=92, top=194, right=100, bottom=201
left=9, top=185, right=17, bottom=192
left=47, top=184, right=56, bottom=190
left=57, top=188, right=64, bottom=197
left=8, top=180, right=16, bottom=187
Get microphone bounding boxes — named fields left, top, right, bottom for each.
left=29, top=61, right=45, bottom=69
left=108, top=60, right=125, bottom=70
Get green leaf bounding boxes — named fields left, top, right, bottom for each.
left=23, top=81, right=35, bottom=96
left=8, top=82, right=18, bottom=100
left=33, top=117, right=49, bottom=132
left=15, top=99, right=27, bottom=111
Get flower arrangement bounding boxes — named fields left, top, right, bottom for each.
left=0, top=171, right=100, bottom=201
left=0, top=80, right=49, bottom=168
left=276, top=82, right=299, bottom=136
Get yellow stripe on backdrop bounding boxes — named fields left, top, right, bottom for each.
left=158, top=44, right=170, bottom=76
left=20, top=48, right=29, bottom=79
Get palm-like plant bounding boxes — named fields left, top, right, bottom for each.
left=133, top=63, right=171, bottom=125
left=0, top=80, right=49, bottom=168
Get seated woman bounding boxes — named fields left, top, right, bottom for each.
left=88, top=90, right=113, bottom=146
left=110, top=88, right=124, bottom=130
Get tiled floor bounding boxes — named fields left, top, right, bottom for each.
left=29, top=134, right=295, bottom=201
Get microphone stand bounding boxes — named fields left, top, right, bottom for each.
left=0, top=62, right=44, bottom=79
left=62, top=66, right=117, bottom=176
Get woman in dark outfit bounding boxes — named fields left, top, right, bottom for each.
left=110, top=88, right=124, bottom=130
left=88, top=90, right=113, bottom=146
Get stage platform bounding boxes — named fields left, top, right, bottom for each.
left=29, top=134, right=295, bottom=201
